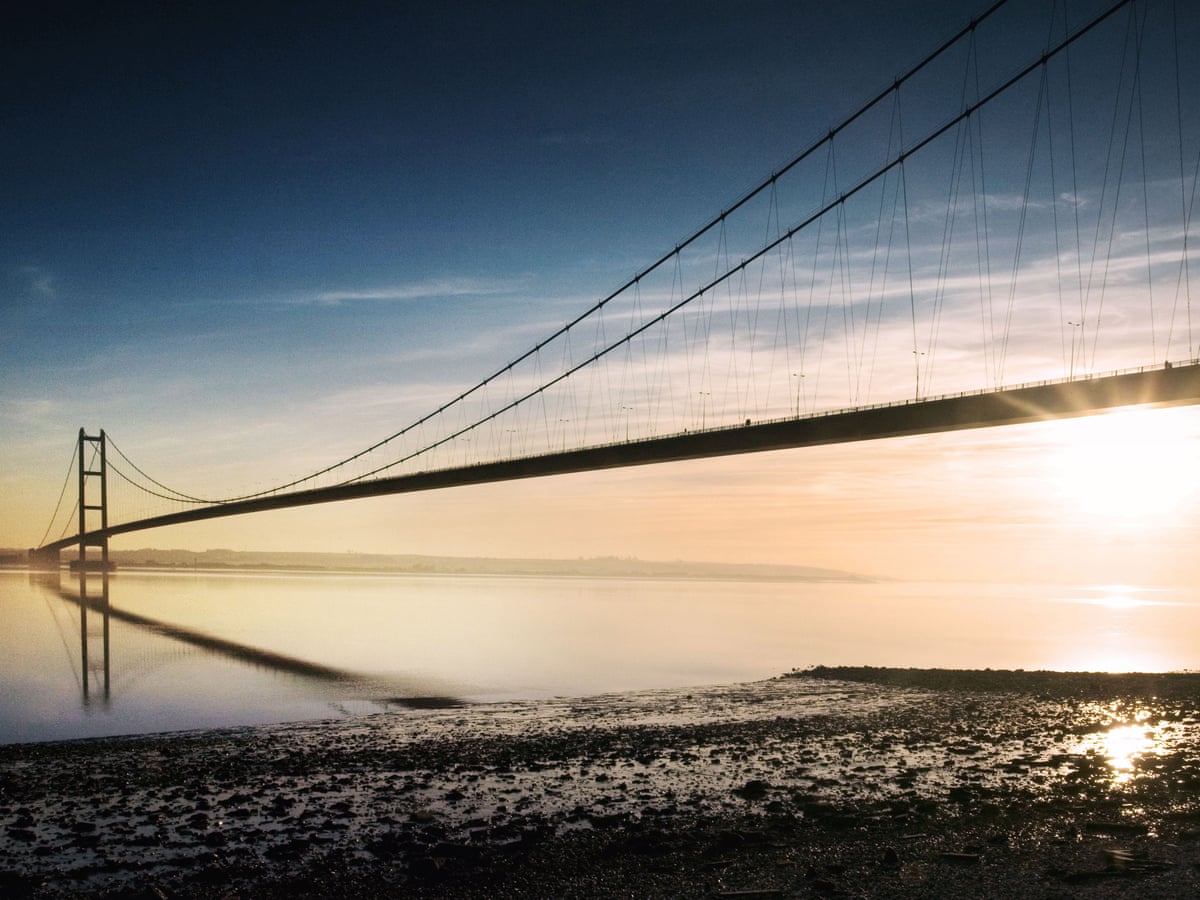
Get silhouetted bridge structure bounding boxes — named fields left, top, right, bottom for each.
left=30, top=361, right=1200, bottom=567
left=29, top=0, right=1200, bottom=568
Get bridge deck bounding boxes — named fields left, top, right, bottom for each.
left=40, top=362, right=1200, bottom=552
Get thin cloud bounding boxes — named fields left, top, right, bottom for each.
left=9, top=265, right=57, bottom=303
left=0, top=396, right=60, bottom=425
left=313, top=277, right=524, bottom=306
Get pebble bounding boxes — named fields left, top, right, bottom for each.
left=0, top=669, right=1197, bottom=898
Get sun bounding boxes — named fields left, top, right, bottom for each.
left=1037, top=406, right=1200, bottom=527
left=1088, top=585, right=1149, bottom=610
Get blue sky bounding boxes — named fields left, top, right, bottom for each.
left=4, top=0, right=1200, bottom=584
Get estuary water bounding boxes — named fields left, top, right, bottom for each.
left=2, top=568, right=1198, bottom=745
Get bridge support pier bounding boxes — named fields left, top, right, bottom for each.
left=27, top=547, right=60, bottom=569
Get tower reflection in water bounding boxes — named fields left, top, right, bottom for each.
left=30, top=569, right=112, bottom=708
left=28, top=568, right=463, bottom=716
left=78, top=570, right=111, bottom=706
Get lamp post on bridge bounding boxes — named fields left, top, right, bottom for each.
left=1067, top=320, right=1082, bottom=378
left=792, top=372, right=805, bottom=417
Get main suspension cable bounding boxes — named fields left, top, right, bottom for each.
left=337, top=0, right=1134, bottom=484
left=106, top=436, right=210, bottom=503
left=92, top=0, right=1139, bottom=506
left=37, top=442, right=78, bottom=548
left=120, top=0, right=1015, bottom=507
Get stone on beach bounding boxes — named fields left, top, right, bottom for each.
left=1, top=668, right=1199, bottom=898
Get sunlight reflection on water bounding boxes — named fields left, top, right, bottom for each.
left=1057, top=585, right=1180, bottom=610
left=3, top=571, right=1199, bottom=743
left=1071, top=704, right=1168, bottom=786
left=1046, top=585, right=1197, bottom=673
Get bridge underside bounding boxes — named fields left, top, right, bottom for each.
left=38, top=362, right=1200, bottom=554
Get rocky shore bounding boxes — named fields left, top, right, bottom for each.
left=2, top=667, right=1199, bottom=898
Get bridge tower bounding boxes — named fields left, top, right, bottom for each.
left=76, top=428, right=109, bottom=573
left=75, top=428, right=112, bottom=704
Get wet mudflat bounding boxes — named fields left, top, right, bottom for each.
left=2, top=667, right=1199, bottom=898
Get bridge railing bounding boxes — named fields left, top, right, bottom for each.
left=426, top=358, right=1200, bottom=474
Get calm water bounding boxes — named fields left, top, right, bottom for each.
left=2, top=568, right=1198, bottom=745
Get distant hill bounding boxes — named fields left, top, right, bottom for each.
left=69, top=547, right=876, bottom=582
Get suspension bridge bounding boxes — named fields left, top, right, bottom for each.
left=28, top=0, right=1200, bottom=569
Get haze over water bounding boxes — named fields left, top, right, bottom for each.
left=3, top=567, right=1198, bottom=746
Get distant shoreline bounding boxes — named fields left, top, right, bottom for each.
left=4, top=547, right=875, bottom=583
left=793, top=664, right=1200, bottom=694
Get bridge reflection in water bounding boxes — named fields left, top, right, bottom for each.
left=30, top=570, right=463, bottom=713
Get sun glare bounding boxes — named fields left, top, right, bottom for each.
left=1071, top=710, right=1162, bottom=786
left=1097, top=723, right=1155, bottom=784
left=1038, top=407, right=1200, bottom=527
left=1086, top=586, right=1150, bottom=610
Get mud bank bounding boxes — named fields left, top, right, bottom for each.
left=2, top=668, right=1199, bottom=898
